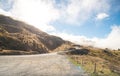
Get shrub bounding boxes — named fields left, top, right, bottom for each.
left=0, top=47, right=2, bottom=51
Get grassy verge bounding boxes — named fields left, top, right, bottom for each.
left=68, top=55, right=119, bottom=76
left=66, top=47, right=120, bottom=76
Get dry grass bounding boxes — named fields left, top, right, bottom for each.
left=53, top=41, right=73, bottom=52
left=0, top=50, right=38, bottom=55
left=67, top=47, right=120, bottom=76
left=68, top=55, right=119, bottom=76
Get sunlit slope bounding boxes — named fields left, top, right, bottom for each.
left=0, top=15, right=71, bottom=55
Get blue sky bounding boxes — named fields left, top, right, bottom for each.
left=0, top=0, right=120, bottom=49
left=53, top=10, right=120, bottom=38
left=51, top=0, right=120, bottom=38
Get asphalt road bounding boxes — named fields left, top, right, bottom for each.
left=0, top=52, right=88, bottom=76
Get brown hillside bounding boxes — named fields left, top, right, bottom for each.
left=0, top=15, right=71, bottom=55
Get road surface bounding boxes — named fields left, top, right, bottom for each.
left=0, top=52, right=88, bottom=76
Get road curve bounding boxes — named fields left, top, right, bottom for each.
left=0, top=52, right=88, bottom=76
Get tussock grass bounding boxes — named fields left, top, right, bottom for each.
left=0, top=50, right=39, bottom=55
left=68, top=55, right=119, bottom=76
left=67, top=47, right=120, bottom=76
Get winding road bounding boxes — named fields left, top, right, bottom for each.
left=0, top=52, right=88, bottom=76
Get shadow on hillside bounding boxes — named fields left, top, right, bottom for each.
left=68, top=49, right=89, bottom=55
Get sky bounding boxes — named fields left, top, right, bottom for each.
left=0, top=0, right=120, bottom=49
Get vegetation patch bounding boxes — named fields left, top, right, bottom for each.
left=66, top=47, right=120, bottom=76
left=0, top=50, right=39, bottom=55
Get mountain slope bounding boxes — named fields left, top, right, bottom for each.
left=0, top=15, right=70, bottom=54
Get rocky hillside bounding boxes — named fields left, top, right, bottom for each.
left=0, top=15, right=71, bottom=55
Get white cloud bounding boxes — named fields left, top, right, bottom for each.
left=0, top=0, right=110, bottom=29
left=51, top=25, right=120, bottom=50
left=0, top=0, right=60, bottom=32
left=0, top=9, right=11, bottom=16
left=11, top=0, right=60, bottom=32
left=50, top=32, right=96, bottom=46
left=59, top=0, right=110, bottom=25
left=96, top=13, right=109, bottom=20
left=95, top=25, right=120, bottom=49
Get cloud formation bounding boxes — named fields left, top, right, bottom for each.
left=0, top=9, right=10, bottom=16
left=95, top=25, right=120, bottom=49
left=0, top=0, right=110, bottom=29
left=0, top=0, right=60, bottom=32
left=51, top=25, right=120, bottom=50
left=96, top=13, right=109, bottom=20
left=59, top=0, right=110, bottom=25
left=12, top=0, right=60, bottom=32
left=50, top=32, right=95, bottom=46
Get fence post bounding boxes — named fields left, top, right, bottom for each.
left=93, top=63, right=96, bottom=73
left=81, top=59, right=83, bottom=66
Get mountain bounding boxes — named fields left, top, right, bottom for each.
left=0, top=15, right=72, bottom=55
